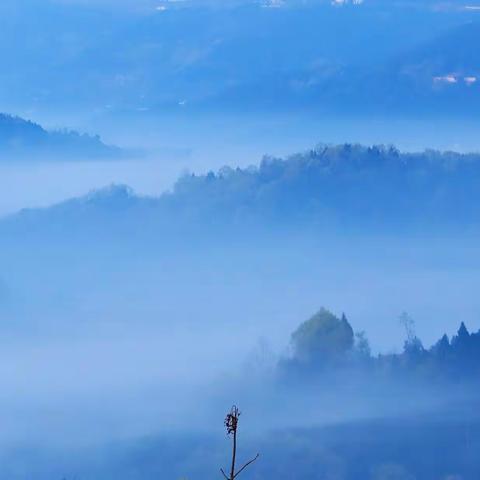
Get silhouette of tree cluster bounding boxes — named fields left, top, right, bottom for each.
left=171, top=143, right=480, bottom=230
left=281, top=308, right=480, bottom=383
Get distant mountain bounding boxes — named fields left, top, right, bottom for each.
left=348, top=20, right=480, bottom=113
left=211, top=21, right=480, bottom=114
left=0, top=113, right=123, bottom=159
left=0, top=0, right=469, bottom=115
left=394, top=21, right=480, bottom=78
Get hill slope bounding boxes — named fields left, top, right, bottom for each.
left=0, top=113, right=122, bottom=160
left=2, top=144, right=480, bottom=240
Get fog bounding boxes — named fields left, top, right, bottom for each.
left=1, top=0, right=480, bottom=477
left=2, top=122, right=480, bottom=466
left=1, top=216, right=480, bottom=458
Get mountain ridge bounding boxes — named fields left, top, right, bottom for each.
left=0, top=113, right=124, bottom=160
left=2, top=143, right=480, bottom=240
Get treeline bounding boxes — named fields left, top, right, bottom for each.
left=280, top=308, right=480, bottom=383
left=3, top=142, right=480, bottom=246
left=4, top=143, right=480, bottom=237
left=171, top=143, right=480, bottom=230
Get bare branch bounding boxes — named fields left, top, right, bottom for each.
left=233, top=454, right=260, bottom=479
left=220, top=468, right=229, bottom=480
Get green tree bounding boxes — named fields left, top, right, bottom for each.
left=291, top=308, right=354, bottom=365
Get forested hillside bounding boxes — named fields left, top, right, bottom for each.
left=0, top=113, right=122, bottom=159
left=3, top=144, right=480, bottom=237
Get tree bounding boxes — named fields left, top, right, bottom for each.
left=431, top=334, right=450, bottom=360
left=355, top=331, right=372, bottom=359
left=221, top=406, right=259, bottom=480
left=399, top=312, right=416, bottom=345
left=290, top=308, right=354, bottom=365
left=452, top=322, right=470, bottom=349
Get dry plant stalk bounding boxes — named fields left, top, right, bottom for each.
left=220, top=406, right=259, bottom=480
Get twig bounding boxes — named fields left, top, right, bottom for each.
left=220, top=468, right=229, bottom=480
left=233, top=453, right=260, bottom=479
